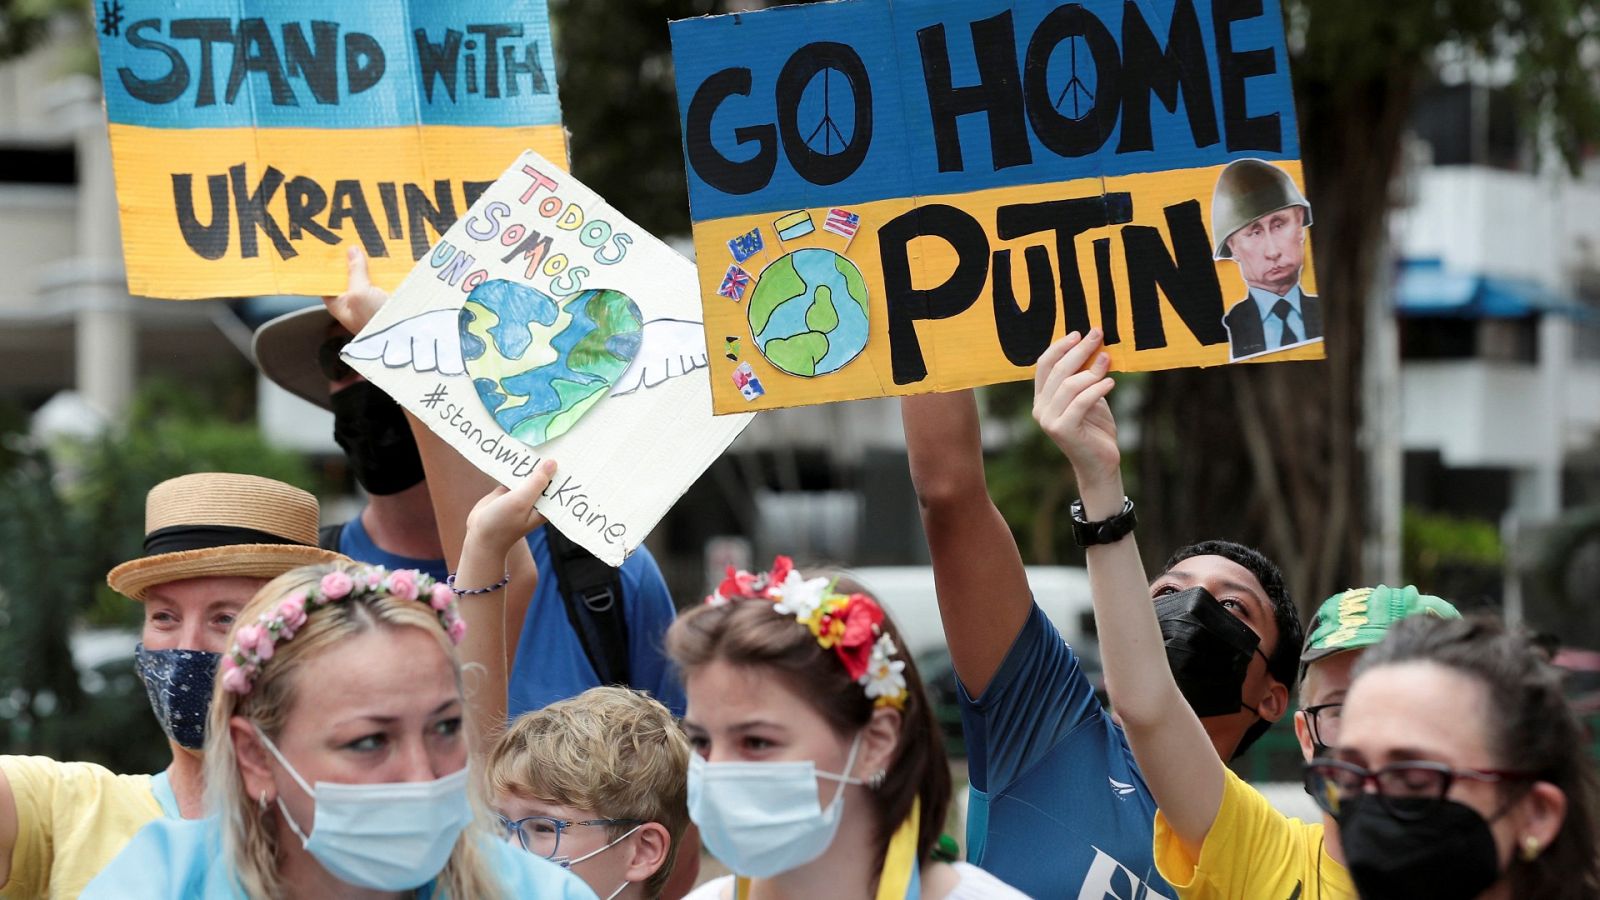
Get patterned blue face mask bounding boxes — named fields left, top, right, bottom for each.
left=134, top=645, right=220, bottom=751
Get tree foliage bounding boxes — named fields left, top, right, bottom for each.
left=551, top=0, right=728, bottom=237
left=0, top=0, right=87, bottom=62
left=0, top=379, right=319, bottom=766
left=1401, top=507, right=1504, bottom=609
left=1131, top=0, right=1600, bottom=611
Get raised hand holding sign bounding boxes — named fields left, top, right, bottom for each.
left=339, top=150, right=754, bottom=565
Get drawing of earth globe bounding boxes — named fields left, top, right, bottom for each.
left=748, top=247, right=870, bottom=378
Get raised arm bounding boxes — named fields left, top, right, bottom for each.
left=322, top=248, right=507, bottom=562
left=397, top=394, right=537, bottom=730
left=900, top=390, right=1031, bottom=697
left=323, top=246, right=542, bottom=746
left=1031, top=330, right=1225, bottom=853
left=453, top=468, right=555, bottom=750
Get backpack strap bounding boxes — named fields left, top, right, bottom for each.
left=542, top=524, right=631, bottom=687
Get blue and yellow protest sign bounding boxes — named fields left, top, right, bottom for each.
left=671, top=0, right=1322, bottom=413
left=93, top=0, right=566, bottom=299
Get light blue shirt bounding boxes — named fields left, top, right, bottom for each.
left=150, top=771, right=179, bottom=819
left=1248, top=285, right=1306, bottom=351
left=81, top=816, right=599, bottom=899
left=338, top=517, right=686, bottom=719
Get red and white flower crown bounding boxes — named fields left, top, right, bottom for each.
left=706, top=556, right=908, bottom=709
left=220, top=566, right=465, bottom=696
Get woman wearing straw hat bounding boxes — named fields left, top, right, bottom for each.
left=82, top=463, right=598, bottom=899
left=0, top=473, right=343, bottom=899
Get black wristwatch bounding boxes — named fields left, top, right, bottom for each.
left=1070, top=497, right=1137, bottom=547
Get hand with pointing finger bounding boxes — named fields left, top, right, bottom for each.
left=322, top=246, right=389, bottom=336
left=325, top=246, right=468, bottom=378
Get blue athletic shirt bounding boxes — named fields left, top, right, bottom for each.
left=337, top=517, right=685, bottom=719
left=959, top=604, right=1173, bottom=899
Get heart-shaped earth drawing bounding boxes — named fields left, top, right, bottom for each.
left=459, top=279, right=643, bottom=447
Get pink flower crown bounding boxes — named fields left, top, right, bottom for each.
left=706, top=556, right=908, bottom=709
left=221, top=566, right=465, bottom=696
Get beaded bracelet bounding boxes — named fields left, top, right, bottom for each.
left=446, top=572, right=512, bottom=597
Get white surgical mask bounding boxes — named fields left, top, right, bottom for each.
left=686, top=733, right=864, bottom=878
left=560, top=819, right=640, bottom=896
left=254, top=724, right=474, bottom=891
left=555, top=822, right=643, bottom=869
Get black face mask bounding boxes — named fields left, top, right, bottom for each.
left=1337, top=793, right=1501, bottom=900
left=330, top=381, right=426, bottom=496
left=1155, top=586, right=1267, bottom=719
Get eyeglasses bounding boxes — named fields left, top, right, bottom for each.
left=1301, top=702, right=1344, bottom=748
left=1303, top=758, right=1533, bottom=821
left=496, top=814, right=644, bottom=859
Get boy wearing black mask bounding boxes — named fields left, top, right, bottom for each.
left=254, top=305, right=440, bottom=566
left=902, top=380, right=1299, bottom=897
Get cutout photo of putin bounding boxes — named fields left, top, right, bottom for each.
left=1212, top=159, right=1321, bottom=361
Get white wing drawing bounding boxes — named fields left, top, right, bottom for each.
left=342, top=309, right=466, bottom=377
left=611, top=317, right=710, bottom=396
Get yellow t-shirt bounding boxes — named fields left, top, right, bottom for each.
left=1, top=756, right=165, bottom=900
left=1153, top=768, right=1355, bottom=900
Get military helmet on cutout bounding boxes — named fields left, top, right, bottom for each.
left=1211, top=159, right=1311, bottom=260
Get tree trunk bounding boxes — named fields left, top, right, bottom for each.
left=1139, top=56, right=1419, bottom=613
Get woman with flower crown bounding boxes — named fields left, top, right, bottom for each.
left=671, top=559, right=1030, bottom=900
left=81, top=456, right=598, bottom=896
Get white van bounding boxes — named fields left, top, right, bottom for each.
left=842, top=565, right=1097, bottom=660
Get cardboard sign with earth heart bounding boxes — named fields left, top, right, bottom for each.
left=341, top=149, right=754, bottom=565
left=456, top=282, right=644, bottom=446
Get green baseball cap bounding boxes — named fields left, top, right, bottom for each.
left=1300, top=585, right=1462, bottom=671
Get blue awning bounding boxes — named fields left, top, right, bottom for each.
left=1395, top=258, right=1591, bottom=320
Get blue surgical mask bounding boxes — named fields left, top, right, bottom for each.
left=254, top=725, right=474, bottom=891
left=134, top=644, right=219, bottom=751
left=686, top=733, right=864, bottom=878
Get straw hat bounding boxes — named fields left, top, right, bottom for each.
left=107, top=473, right=345, bottom=601
left=253, top=305, right=338, bottom=410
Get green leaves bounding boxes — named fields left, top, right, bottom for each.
left=1287, top=0, right=1600, bottom=172
left=0, top=377, right=319, bottom=764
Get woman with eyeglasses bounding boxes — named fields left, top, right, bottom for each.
left=488, top=686, right=690, bottom=900
left=1304, top=614, right=1600, bottom=900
